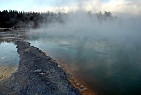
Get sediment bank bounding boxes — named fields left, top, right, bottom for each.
left=0, top=40, right=81, bottom=95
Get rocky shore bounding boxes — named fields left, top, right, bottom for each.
left=0, top=40, right=81, bottom=95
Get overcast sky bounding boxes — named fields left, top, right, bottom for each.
left=0, top=0, right=140, bottom=16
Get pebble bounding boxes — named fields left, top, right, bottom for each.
left=34, top=69, right=42, bottom=73
left=77, top=87, right=87, bottom=92
left=80, top=85, right=84, bottom=88
left=23, top=48, right=31, bottom=52
left=82, top=87, right=87, bottom=91
left=67, top=73, right=74, bottom=80
left=50, top=69, right=55, bottom=72
left=39, top=72, right=45, bottom=75
left=76, top=83, right=80, bottom=86
left=73, top=80, right=77, bottom=83
left=58, top=64, right=63, bottom=68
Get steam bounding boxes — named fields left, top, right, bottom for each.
left=26, top=2, right=141, bottom=93
left=25, top=1, right=141, bottom=94
left=28, top=11, right=141, bottom=57
left=28, top=0, right=141, bottom=60
left=32, top=0, right=141, bottom=16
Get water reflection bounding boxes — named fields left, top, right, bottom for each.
left=26, top=35, right=141, bottom=95
left=0, top=42, right=19, bottom=81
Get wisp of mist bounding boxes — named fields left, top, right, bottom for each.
left=31, top=0, right=141, bottom=45
left=29, top=11, right=141, bottom=48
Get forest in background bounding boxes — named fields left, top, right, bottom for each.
left=0, top=10, right=112, bottom=28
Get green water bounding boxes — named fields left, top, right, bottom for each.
left=26, top=33, right=141, bottom=95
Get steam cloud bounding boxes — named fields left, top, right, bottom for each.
left=25, top=1, right=141, bottom=94
left=28, top=0, right=141, bottom=61
left=32, top=0, right=141, bottom=16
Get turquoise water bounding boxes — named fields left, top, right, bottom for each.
left=26, top=33, right=141, bottom=95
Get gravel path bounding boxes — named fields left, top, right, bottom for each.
left=0, top=40, right=81, bottom=95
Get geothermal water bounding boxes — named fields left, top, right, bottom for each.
left=0, top=41, right=19, bottom=81
left=25, top=13, right=141, bottom=95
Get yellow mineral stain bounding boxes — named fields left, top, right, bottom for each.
left=0, top=66, right=17, bottom=81
left=23, top=48, right=31, bottom=52
left=1, top=56, right=7, bottom=59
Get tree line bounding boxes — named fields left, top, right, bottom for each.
left=0, top=10, right=67, bottom=28
left=0, top=10, right=112, bottom=28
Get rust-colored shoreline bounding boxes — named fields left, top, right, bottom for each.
left=64, top=67, right=97, bottom=95
left=53, top=59, right=97, bottom=95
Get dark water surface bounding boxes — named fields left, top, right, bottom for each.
left=26, top=31, right=141, bottom=95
